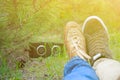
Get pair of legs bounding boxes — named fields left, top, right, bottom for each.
left=63, top=16, right=120, bottom=80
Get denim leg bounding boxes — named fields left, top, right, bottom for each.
left=63, top=56, right=99, bottom=80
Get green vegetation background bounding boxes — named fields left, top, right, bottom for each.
left=0, top=0, right=120, bottom=80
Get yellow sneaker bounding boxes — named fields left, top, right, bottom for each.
left=82, top=16, right=112, bottom=63
left=64, top=21, right=91, bottom=60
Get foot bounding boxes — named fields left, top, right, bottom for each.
left=82, top=16, right=112, bottom=63
left=64, top=21, right=91, bottom=60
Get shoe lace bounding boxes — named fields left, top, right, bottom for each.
left=68, top=28, right=90, bottom=60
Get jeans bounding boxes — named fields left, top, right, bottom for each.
left=63, top=56, right=99, bottom=80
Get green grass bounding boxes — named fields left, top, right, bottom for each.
left=109, top=31, right=120, bottom=61
left=0, top=52, right=22, bottom=80
left=45, top=46, right=68, bottom=80
left=21, top=47, right=68, bottom=80
left=45, top=54, right=68, bottom=80
left=0, top=0, right=120, bottom=80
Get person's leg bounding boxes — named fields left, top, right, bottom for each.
left=93, top=58, right=120, bottom=80
left=63, top=56, right=99, bottom=80
left=63, top=21, right=99, bottom=80
left=82, top=16, right=120, bottom=80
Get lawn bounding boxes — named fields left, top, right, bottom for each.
left=0, top=0, right=120, bottom=80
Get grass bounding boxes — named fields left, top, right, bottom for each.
left=22, top=46, right=68, bottom=80
left=45, top=47, right=68, bottom=80
left=0, top=0, right=120, bottom=80
left=109, top=31, right=120, bottom=61
left=0, top=51, right=22, bottom=80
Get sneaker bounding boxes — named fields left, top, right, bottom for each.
left=82, top=16, right=112, bottom=63
left=64, top=21, right=91, bottom=60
